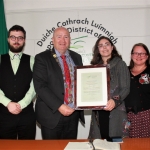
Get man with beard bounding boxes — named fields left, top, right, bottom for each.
left=0, top=25, right=36, bottom=139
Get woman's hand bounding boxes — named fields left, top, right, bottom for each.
left=103, top=99, right=115, bottom=111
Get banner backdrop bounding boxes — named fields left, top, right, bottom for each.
left=6, top=8, right=150, bottom=65
left=6, top=7, right=150, bottom=139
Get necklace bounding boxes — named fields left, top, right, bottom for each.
left=50, top=49, right=74, bottom=104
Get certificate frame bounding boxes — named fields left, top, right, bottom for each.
left=74, top=64, right=110, bottom=110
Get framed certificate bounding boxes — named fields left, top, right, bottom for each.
left=74, top=64, right=110, bottom=110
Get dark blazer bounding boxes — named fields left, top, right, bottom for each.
left=33, top=49, right=85, bottom=129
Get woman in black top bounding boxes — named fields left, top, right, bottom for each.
left=125, top=43, right=150, bottom=138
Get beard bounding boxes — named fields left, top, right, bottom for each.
left=9, top=42, right=25, bottom=53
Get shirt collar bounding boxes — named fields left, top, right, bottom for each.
left=54, top=49, right=69, bottom=57
left=9, top=50, right=23, bottom=60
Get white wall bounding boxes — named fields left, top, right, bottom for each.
left=4, top=0, right=150, bottom=139
left=4, top=0, right=150, bottom=11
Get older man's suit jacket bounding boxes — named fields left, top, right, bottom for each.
left=33, top=49, right=85, bottom=129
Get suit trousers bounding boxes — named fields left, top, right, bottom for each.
left=41, top=111, right=80, bottom=139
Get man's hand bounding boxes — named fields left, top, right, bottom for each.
left=7, top=102, right=22, bottom=114
left=58, top=104, right=75, bottom=116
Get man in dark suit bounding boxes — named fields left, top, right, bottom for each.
left=33, top=27, right=85, bottom=139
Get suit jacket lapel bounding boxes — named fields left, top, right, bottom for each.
left=50, top=49, right=82, bottom=87
left=69, top=50, right=82, bottom=66
left=50, top=48, right=64, bottom=86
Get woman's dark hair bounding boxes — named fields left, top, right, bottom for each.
left=8, top=25, right=26, bottom=39
left=129, top=43, right=150, bottom=69
left=91, top=36, right=121, bottom=65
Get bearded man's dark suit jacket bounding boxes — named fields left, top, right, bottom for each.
left=33, top=49, right=85, bottom=129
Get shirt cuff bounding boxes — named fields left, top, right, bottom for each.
left=1, top=98, right=11, bottom=107
left=18, top=101, right=27, bottom=109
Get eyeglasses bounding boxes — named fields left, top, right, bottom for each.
left=132, top=52, right=147, bottom=57
left=98, top=43, right=111, bottom=49
left=9, top=35, right=24, bottom=42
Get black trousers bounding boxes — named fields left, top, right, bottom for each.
left=98, top=110, right=112, bottom=141
left=41, top=111, right=80, bottom=139
left=0, top=110, right=36, bottom=139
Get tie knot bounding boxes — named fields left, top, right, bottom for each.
left=14, top=54, right=20, bottom=57
left=61, top=55, right=66, bottom=60
left=12, top=54, right=20, bottom=60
